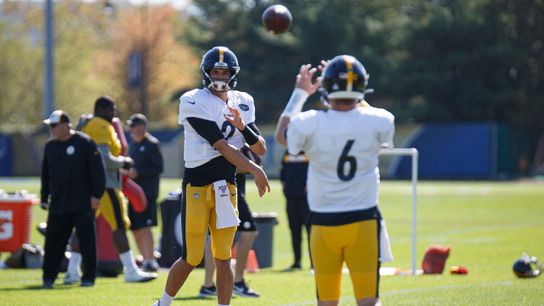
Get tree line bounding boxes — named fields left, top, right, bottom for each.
left=0, top=0, right=542, bottom=160
left=186, top=0, right=543, bottom=162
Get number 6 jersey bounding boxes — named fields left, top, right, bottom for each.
left=287, top=105, right=395, bottom=213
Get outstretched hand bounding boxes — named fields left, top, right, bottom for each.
left=318, top=59, right=329, bottom=72
left=224, top=106, right=246, bottom=130
left=253, top=169, right=271, bottom=197
left=295, top=64, right=322, bottom=95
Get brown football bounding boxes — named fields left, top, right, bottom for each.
left=262, top=5, right=292, bottom=34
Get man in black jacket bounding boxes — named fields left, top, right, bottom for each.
left=279, top=151, right=310, bottom=270
left=126, top=113, right=164, bottom=272
left=40, top=110, right=106, bottom=288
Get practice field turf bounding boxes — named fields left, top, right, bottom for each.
left=0, top=178, right=543, bottom=305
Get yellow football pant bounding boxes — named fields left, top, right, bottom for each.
left=311, top=219, right=380, bottom=301
left=182, top=183, right=238, bottom=266
left=96, top=188, right=131, bottom=230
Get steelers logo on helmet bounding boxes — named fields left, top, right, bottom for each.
left=320, top=55, right=369, bottom=102
left=200, top=46, right=240, bottom=92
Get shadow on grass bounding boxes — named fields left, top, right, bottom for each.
left=173, top=296, right=210, bottom=301
left=269, top=266, right=311, bottom=273
left=276, top=268, right=305, bottom=273
left=0, top=284, right=75, bottom=291
left=169, top=295, right=247, bottom=302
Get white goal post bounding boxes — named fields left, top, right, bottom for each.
left=379, top=148, right=419, bottom=275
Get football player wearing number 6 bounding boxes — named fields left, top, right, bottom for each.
left=275, top=55, right=394, bottom=306
left=152, top=46, right=270, bottom=306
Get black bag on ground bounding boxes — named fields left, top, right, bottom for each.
left=4, top=243, right=44, bottom=269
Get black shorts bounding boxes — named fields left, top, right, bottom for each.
left=237, top=193, right=257, bottom=232
left=128, top=197, right=158, bottom=230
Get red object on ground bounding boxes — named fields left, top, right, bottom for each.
left=231, top=245, right=237, bottom=259
left=96, top=215, right=123, bottom=276
left=450, top=265, right=469, bottom=275
left=0, top=193, right=33, bottom=252
left=96, top=215, right=118, bottom=261
left=246, top=249, right=260, bottom=273
left=422, top=245, right=451, bottom=274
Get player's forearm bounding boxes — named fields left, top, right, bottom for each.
left=248, top=136, right=266, bottom=156
left=214, top=140, right=262, bottom=175
left=276, top=83, right=313, bottom=145
left=274, top=116, right=290, bottom=146
left=97, top=145, right=129, bottom=170
left=239, top=124, right=266, bottom=155
left=281, top=87, right=309, bottom=118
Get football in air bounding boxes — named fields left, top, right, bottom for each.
left=262, top=4, right=292, bottom=34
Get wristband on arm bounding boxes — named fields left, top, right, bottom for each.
left=241, top=126, right=259, bottom=145
left=280, top=88, right=309, bottom=118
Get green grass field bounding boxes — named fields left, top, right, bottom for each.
left=1, top=178, right=543, bottom=305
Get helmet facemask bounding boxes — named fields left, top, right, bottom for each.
left=200, top=46, right=240, bottom=92
left=202, top=66, right=239, bottom=92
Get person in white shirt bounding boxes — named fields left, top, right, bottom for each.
left=275, top=55, right=395, bottom=306
left=152, top=46, right=270, bottom=306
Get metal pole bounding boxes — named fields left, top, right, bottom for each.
left=44, top=0, right=54, bottom=117
left=379, top=148, right=419, bottom=275
left=411, top=148, right=418, bottom=275
left=140, top=3, right=148, bottom=115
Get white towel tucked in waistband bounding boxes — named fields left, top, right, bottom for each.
left=380, top=219, right=394, bottom=262
left=213, top=180, right=240, bottom=229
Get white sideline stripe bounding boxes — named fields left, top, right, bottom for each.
left=277, top=281, right=513, bottom=306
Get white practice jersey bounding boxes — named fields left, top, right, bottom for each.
left=179, top=88, right=256, bottom=168
left=287, top=105, right=395, bottom=213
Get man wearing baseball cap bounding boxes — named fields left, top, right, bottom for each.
left=126, top=113, right=164, bottom=272
left=40, top=110, right=106, bottom=288
left=42, top=110, right=70, bottom=126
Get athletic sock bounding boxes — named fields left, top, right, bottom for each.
left=161, top=291, right=174, bottom=306
left=119, top=251, right=139, bottom=274
left=67, top=252, right=81, bottom=275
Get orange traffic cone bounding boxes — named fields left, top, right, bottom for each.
left=231, top=245, right=237, bottom=259
left=245, top=249, right=259, bottom=273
